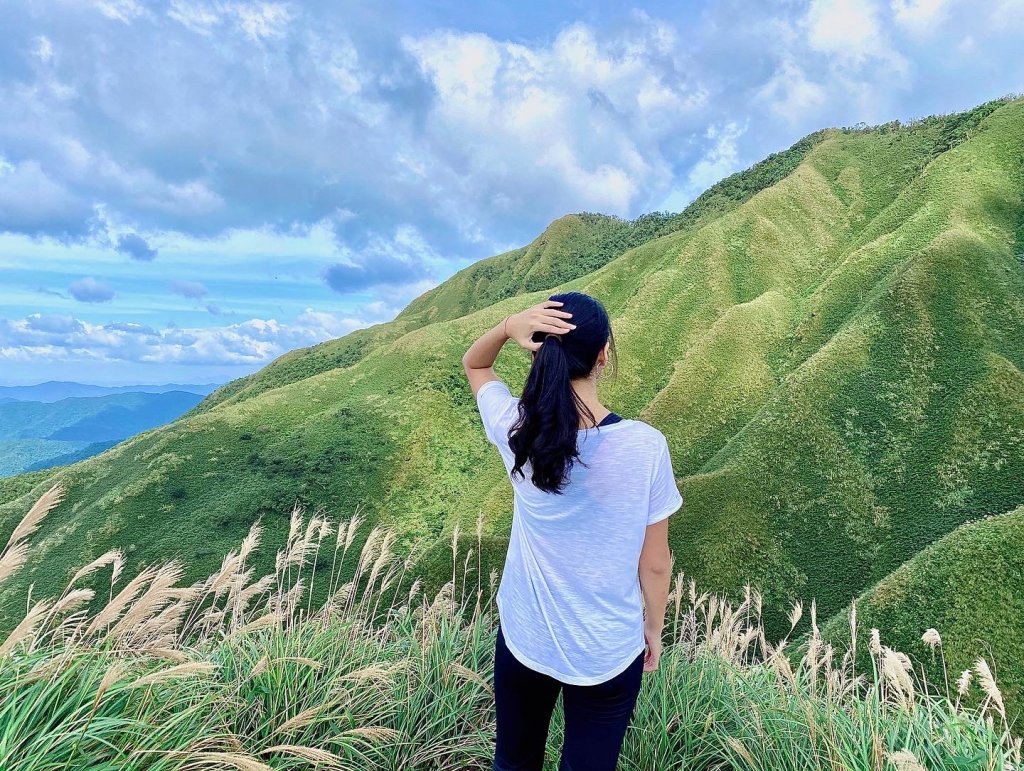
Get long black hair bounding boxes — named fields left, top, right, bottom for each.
left=508, top=291, right=616, bottom=494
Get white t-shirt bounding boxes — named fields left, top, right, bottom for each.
left=476, top=379, right=684, bottom=685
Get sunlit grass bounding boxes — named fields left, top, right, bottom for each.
left=1, top=485, right=1019, bottom=770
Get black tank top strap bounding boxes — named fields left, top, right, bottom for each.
left=597, top=411, right=622, bottom=427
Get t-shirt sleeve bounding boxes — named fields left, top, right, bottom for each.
left=475, top=379, right=519, bottom=447
left=647, top=437, right=684, bottom=525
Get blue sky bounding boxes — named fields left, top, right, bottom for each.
left=1, top=0, right=1022, bottom=385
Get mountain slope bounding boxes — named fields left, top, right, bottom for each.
left=192, top=132, right=824, bottom=415
left=821, top=505, right=1024, bottom=720
left=0, top=391, right=205, bottom=476
left=1, top=97, right=1021, bottom=675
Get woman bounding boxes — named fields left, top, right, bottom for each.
left=462, top=291, right=684, bottom=771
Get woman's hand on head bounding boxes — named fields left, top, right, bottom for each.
left=505, top=300, right=576, bottom=352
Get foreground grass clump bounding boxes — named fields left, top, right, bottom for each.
left=0, top=486, right=1019, bottom=770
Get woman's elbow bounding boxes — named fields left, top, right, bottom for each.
left=639, top=555, right=672, bottom=576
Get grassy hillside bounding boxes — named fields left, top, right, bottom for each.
left=191, top=131, right=824, bottom=415
left=1, top=96, right=1022, bottom=675
left=821, top=505, right=1024, bottom=720
left=1, top=493, right=1015, bottom=770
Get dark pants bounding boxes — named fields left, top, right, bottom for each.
left=492, top=623, right=644, bottom=771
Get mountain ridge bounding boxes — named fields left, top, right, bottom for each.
left=0, top=381, right=220, bottom=402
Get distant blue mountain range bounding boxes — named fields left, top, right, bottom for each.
left=0, top=383, right=220, bottom=477
left=0, top=381, right=219, bottom=402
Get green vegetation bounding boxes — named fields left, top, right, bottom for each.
left=0, top=488, right=1017, bottom=770
left=1, top=97, right=1023, bottom=719
left=822, top=505, right=1024, bottom=722
left=191, top=129, right=827, bottom=415
left=0, top=439, right=93, bottom=477
left=0, top=391, right=203, bottom=476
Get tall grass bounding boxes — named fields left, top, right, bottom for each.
left=1, top=484, right=1019, bottom=769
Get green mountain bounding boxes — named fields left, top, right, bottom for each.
left=821, top=505, right=1024, bottom=717
left=0, top=391, right=206, bottom=477
left=1, top=97, right=1022, bottom=703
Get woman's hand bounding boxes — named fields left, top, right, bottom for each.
left=643, top=624, right=662, bottom=672
left=505, top=300, right=576, bottom=352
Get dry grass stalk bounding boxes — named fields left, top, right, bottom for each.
left=85, top=566, right=161, bottom=637
left=260, top=745, right=342, bottom=767
left=364, top=530, right=397, bottom=599
left=870, top=628, right=882, bottom=655
left=234, top=613, right=282, bottom=636
left=128, top=661, right=218, bottom=688
left=0, top=542, right=30, bottom=585
left=921, top=628, right=942, bottom=650
left=276, top=656, right=322, bottom=670
left=107, top=564, right=187, bottom=643
left=0, top=484, right=65, bottom=586
left=888, top=749, right=927, bottom=771
left=179, top=752, right=272, bottom=771
left=147, top=647, right=192, bottom=663
left=881, top=646, right=915, bottom=706
left=339, top=514, right=362, bottom=554
left=974, top=657, right=1006, bottom=720
left=847, top=601, right=858, bottom=679
left=788, top=600, right=803, bottom=633
left=5, top=483, right=64, bottom=550
left=338, top=726, right=404, bottom=744
left=275, top=705, right=324, bottom=735
left=726, top=736, right=758, bottom=767
left=450, top=661, right=493, bottom=695
left=93, top=660, right=127, bottom=711
left=407, top=577, right=422, bottom=605
left=65, top=549, right=123, bottom=589
left=339, top=662, right=394, bottom=684
left=238, top=521, right=263, bottom=563
left=250, top=655, right=270, bottom=678
left=957, top=668, right=972, bottom=695
left=44, top=588, right=96, bottom=632
left=0, top=599, right=54, bottom=654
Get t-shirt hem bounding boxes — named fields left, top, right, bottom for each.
left=497, top=599, right=646, bottom=686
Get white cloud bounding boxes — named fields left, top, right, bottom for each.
left=0, top=308, right=376, bottom=367
left=804, top=0, right=909, bottom=75
left=166, top=1, right=222, bottom=34
left=234, top=2, right=293, bottom=41
left=166, top=1, right=293, bottom=40
left=323, top=224, right=443, bottom=293
left=685, top=122, right=747, bottom=199
left=805, top=0, right=883, bottom=60
left=891, top=0, right=953, bottom=35
left=989, top=0, right=1024, bottom=29
left=68, top=277, right=116, bottom=303
left=34, top=36, right=55, bottom=63
left=403, top=19, right=706, bottom=217
left=757, top=60, right=828, bottom=124
left=93, top=0, right=146, bottom=23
